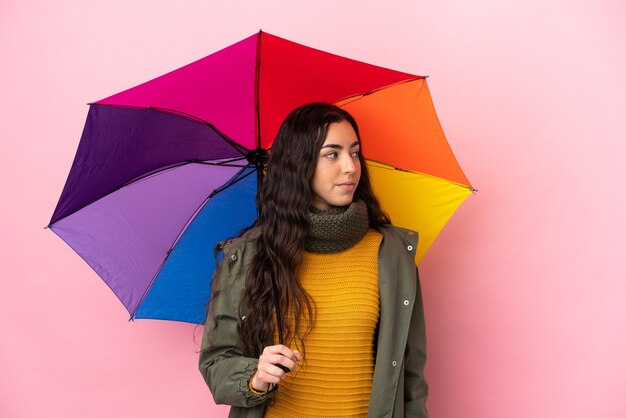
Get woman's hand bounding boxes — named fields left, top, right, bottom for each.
left=250, top=345, right=303, bottom=393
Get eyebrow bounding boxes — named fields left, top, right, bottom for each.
left=321, top=141, right=360, bottom=150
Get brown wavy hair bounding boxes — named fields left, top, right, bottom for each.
left=240, top=102, right=390, bottom=358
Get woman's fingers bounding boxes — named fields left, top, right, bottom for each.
left=255, top=365, right=283, bottom=384
left=252, top=344, right=303, bottom=390
left=264, top=353, right=296, bottom=372
left=265, top=344, right=300, bottom=362
left=258, top=363, right=288, bottom=380
left=262, top=345, right=301, bottom=368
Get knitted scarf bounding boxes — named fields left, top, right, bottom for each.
left=305, top=200, right=369, bottom=253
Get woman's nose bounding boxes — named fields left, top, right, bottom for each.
left=342, top=154, right=356, bottom=174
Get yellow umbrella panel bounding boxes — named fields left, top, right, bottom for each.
left=337, top=78, right=474, bottom=264
left=367, top=161, right=472, bottom=264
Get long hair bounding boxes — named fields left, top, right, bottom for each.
left=240, top=102, right=390, bottom=358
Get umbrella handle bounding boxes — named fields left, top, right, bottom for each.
left=276, top=364, right=291, bottom=373
left=270, top=276, right=292, bottom=374
left=270, top=275, right=285, bottom=345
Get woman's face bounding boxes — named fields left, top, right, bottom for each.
left=310, top=119, right=362, bottom=210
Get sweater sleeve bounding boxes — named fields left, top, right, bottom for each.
left=198, top=254, right=274, bottom=408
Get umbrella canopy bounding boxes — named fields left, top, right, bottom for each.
left=49, top=31, right=473, bottom=324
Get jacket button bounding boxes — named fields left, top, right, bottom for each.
left=241, top=315, right=246, bottom=321
left=403, top=300, right=410, bottom=306
left=407, top=245, right=413, bottom=251
left=230, top=254, right=238, bottom=261
left=392, top=360, right=397, bottom=367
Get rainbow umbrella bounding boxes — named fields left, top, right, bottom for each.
left=48, top=31, right=473, bottom=324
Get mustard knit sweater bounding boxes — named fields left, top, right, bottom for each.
left=264, top=229, right=382, bottom=417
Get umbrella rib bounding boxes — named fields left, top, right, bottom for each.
left=47, top=225, right=135, bottom=319
left=131, top=166, right=258, bottom=320
left=88, top=103, right=250, bottom=157
left=198, top=156, right=249, bottom=166
left=255, top=30, right=263, bottom=151
left=147, top=106, right=250, bottom=157
left=119, top=160, right=249, bottom=188
left=334, top=76, right=426, bottom=106
left=48, top=161, right=248, bottom=227
left=366, top=159, right=478, bottom=192
left=208, top=164, right=257, bottom=199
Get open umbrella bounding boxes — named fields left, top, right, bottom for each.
left=48, top=31, right=473, bottom=325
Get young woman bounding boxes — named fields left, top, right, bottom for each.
left=199, top=103, right=429, bottom=417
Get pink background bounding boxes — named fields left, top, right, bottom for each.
left=2, top=1, right=625, bottom=417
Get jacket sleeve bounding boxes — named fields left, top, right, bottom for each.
left=404, top=266, right=430, bottom=417
left=198, top=253, right=273, bottom=408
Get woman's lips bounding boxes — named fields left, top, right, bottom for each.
left=337, top=182, right=356, bottom=190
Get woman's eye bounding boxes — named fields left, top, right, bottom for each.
left=324, top=152, right=337, bottom=159
left=351, top=151, right=360, bottom=158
